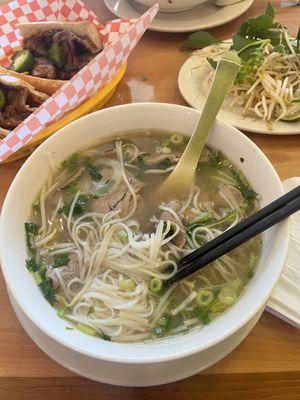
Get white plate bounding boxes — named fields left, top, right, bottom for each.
left=178, top=50, right=300, bottom=135
left=267, top=177, right=300, bottom=329
left=104, top=0, right=254, bottom=33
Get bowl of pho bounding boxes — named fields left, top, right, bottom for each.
left=0, top=103, right=289, bottom=386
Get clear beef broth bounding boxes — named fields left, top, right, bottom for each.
left=26, top=129, right=261, bottom=342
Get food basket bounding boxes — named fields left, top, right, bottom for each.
left=3, top=63, right=126, bottom=163
left=0, top=0, right=158, bottom=164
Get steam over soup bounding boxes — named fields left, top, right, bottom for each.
left=25, top=130, right=261, bottom=342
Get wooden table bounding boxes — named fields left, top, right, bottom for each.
left=1, top=0, right=300, bottom=398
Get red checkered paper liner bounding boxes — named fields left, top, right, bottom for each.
left=0, top=0, right=159, bottom=162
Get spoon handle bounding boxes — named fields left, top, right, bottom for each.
left=175, top=52, right=241, bottom=176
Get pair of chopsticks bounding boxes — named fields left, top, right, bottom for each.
left=167, top=185, right=300, bottom=285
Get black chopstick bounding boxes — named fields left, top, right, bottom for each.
left=177, top=185, right=300, bottom=270
left=167, top=188, right=300, bottom=285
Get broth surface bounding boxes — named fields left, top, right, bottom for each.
left=25, top=130, right=261, bottom=342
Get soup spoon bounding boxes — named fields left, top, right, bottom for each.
left=155, top=51, right=241, bottom=203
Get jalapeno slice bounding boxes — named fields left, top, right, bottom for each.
left=0, top=89, right=6, bottom=111
left=11, top=50, right=34, bottom=72
left=48, top=44, right=64, bottom=69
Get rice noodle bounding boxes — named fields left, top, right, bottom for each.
left=30, top=138, right=260, bottom=342
left=193, top=37, right=300, bottom=126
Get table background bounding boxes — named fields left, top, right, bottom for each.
left=0, top=0, right=300, bottom=398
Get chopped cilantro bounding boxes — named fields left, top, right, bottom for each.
left=73, top=195, right=88, bottom=215
left=25, top=222, right=39, bottom=252
left=53, top=255, right=69, bottom=268
left=87, top=163, right=102, bottom=181
left=58, top=195, right=89, bottom=216
left=26, top=258, right=39, bottom=272
left=58, top=203, right=69, bottom=214
left=39, top=279, right=56, bottom=304
left=61, top=153, right=80, bottom=172
left=209, top=150, right=222, bottom=167
left=63, top=185, right=77, bottom=194
left=230, top=170, right=257, bottom=200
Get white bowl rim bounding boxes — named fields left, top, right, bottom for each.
left=0, top=102, right=290, bottom=364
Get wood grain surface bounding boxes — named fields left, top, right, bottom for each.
left=0, top=0, right=299, bottom=398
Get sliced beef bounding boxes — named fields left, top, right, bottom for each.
left=31, top=57, right=57, bottom=79
left=103, top=148, right=116, bottom=156
left=199, top=147, right=212, bottom=163
left=24, top=35, right=48, bottom=57
left=0, top=87, right=32, bottom=129
left=160, top=200, right=186, bottom=248
left=143, top=153, right=181, bottom=167
left=28, top=88, right=48, bottom=107
left=0, top=75, right=48, bottom=130
left=58, top=67, right=78, bottom=80
left=6, top=87, right=32, bottom=113
left=92, top=177, right=144, bottom=216
left=53, top=30, right=78, bottom=71
left=53, top=30, right=99, bottom=80
left=102, top=168, right=113, bottom=181
left=220, top=185, right=244, bottom=205
left=74, top=34, right=99, bottom=55
left=59, top=167, right=85, bottom=189
left=24, top=29, right=99, bottom=80
left=0, top=112, right=22, bottom=129
left=77, top=53, right=95, bottom=69
left=47, top=253, right=79, bottom=290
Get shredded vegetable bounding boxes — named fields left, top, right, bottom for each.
left=185, top=5, right=300, bottom=127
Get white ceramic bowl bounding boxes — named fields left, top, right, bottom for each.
left=0, top=103, right=289, bottom=386
left=135, top=0, right=206, bottom=13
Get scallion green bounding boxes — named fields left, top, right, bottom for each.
left=149, top=277, right=163, bottom=293
left=76, top=323, right=98, bottom=337
left=170, top=133, right=184, bottom=145
left=218, top=287, right=237, bottom=306
left=196, top=289, right=214, bottom=307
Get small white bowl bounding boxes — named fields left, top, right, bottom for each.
left=135, top=0, right=207, bottom=13
left=0, top=103, right=289, bottom=386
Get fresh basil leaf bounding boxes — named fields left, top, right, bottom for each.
left=237, top=42, right=264, bottom=61
left=273, top=44, right=288, bottom=55
left=238, top=3, right=275, bottom=38
left=180, top=31, right=221, bottom=50
left=231, top=33, right=254, bottom=51
left=256, top=29, right=283, bottom=48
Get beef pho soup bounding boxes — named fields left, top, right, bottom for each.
left=25, top=130, right=261, bottom=342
